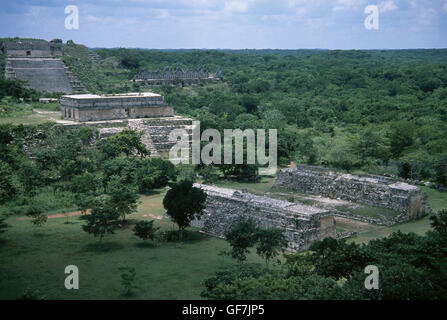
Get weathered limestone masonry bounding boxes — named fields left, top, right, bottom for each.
left=273, top=165, right=431, bottom=222
left=57, top=116, right=193, bottom=156
left=189, top=184, right=336, bottom=252
left=60, top=92, right=174, bottom=121
left=2, top=39, right=86, bottom=94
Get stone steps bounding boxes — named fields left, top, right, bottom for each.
left=5, top=58, right=87, bottom=94
left=127, top=119, right=159, bottom=157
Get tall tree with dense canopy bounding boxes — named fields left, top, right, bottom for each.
left=256, top=227, right=288, bottom=267
left=163, top=180, right=207, bottom=241
left=106, top=175, right=139, bottom=223
left=224, top=218, right=259, bottom=263
left=82, top=202, right=121, bottom=247
left=99, top=129, right=148, bottom=159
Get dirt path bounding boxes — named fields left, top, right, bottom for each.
left=142, top=214, right=162, bottom=220
left=18, top=210, right=90, bottom=221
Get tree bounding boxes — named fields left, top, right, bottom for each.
left=309, top=237, right=370, bottom=279
left=197, top=165, right=220, bottom=183
left=430, top=209, right=447, bottom=235
left=136, top=158, right=176, bottom=193
left=389, top=121, right=416, bottom=158
left=70, top=172, right=97, bottom=195
left=71, top=172, right=98, bottom=215
left=99, top=129, right=148, bottom=159
left=0, top=162, right=21, bottom=204
left=82, top=202, right=120, bottom=247
left=163, top=180, right=207, bottom=241
left=106, top=175, right=139, bottom=223
left=76, top=195, right=97, bottom=216
left=239, top=95, right=258, bottom=113
left=224, top=218, right=259, bottom=263
left=133, top=220, right=159, bottom=243
left=256, top=227, right=288, bottom=267
left=26, top=206, right=47, bottom=228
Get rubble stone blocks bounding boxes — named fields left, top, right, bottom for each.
left=60, top=92, right=174, bottom=121
left=273, top=165, right=431, bottom=221
left=190, top=184, right=336, bottom=252
left=2, top=39, right=86, bottom=94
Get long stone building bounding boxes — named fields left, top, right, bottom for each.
left=60, top=92, right=174, bottom=121
left=273, top=165, right=431, bottom=220
left=134, top=66, right=222, bottom=86
left=2, top=39, right=86, bottom=94
left=190, top=184, right=336, bottom=252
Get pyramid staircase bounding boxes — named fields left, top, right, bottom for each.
left=127, top=119, right=160, bottom=157
left=4, top=57, right=87, bottom=94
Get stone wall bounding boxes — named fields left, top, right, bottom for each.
left=273, top=165, right=431, bottom=221
left=189, top=184, right=336, bottom=252
left=61, top=105, right=174, bottom=121
left=3, top=39, right=62, bottom=58
left=60, top=93, right=174, bottom=121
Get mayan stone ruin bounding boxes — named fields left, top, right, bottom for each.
left=189, top=184, right=336, bottom=252
left=133, top=66, right=222, bottom=86
left=60, top=92, right=174, bottom=121
left=2, top=39, right=86, bottom=94
left=58, top=91, right=192, bottom=157
left=273, top=165, right=431, bottom=221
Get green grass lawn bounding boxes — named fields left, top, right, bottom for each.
left=0, top=109, right=61, bottom=125
left=213, top=176, right=276, bottom=195
left=0, top=189, right=265, bottom=300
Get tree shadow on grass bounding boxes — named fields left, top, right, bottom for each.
left=135, top=241, right=157, bottom=249
left=84, top=241, right=125, bottom=253
left=140, top=188, right=166, bottom=197
left=63, top=221, right=78, bottom=225
left=32, top=231, right=49, bottom=238
left=162, top=230, right=210, bottom=246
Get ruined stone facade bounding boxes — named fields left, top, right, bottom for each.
left=134, top=66, right=222, bottom=86
left=60, top=92, right=174, bottom=121
left=190, top=184, right=336, bottom=252
left=2, top=39, right=62, bottom=58
left=3, top=39, right=86, bottom=94
left=273, top=165, right=431, bottom=220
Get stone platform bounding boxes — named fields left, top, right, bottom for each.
left=187, top=184, right=336, bottom=252
left=60, top=92, right=174, bottom=121
left=273, top=165, right=431, bottom=221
